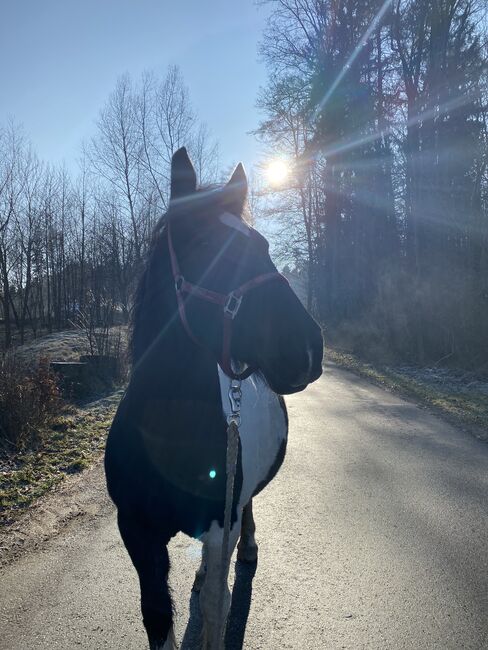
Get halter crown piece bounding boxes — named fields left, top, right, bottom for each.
left=167, top=218, right=287, bottom=380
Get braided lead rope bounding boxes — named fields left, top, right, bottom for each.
left=216, top=380, right=242, bottom=649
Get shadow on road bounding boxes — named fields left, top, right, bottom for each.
left=180, top=559, right=257, bottom=650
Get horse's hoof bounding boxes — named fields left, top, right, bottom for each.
left=237, top=543, right=258, bottom=564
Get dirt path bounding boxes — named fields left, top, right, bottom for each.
left=1, top=365, right=487, bottom=649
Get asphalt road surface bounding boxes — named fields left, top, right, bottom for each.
left=1, top=364, right=487, bottom=649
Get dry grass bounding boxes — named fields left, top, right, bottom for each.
left=15, top=326, right=128, bottom=363
left=16, top=330, right=89, bottom=362
left=0, top=390, right=123, bottom=526
left=0, top=327, right=128, bottom=525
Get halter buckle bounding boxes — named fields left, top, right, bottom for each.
left=175, top=275, right=184, bottom=293
left=223, top=292, right=242, bottom=319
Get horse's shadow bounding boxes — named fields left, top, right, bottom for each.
left=180, top=559, right=257, bottom=650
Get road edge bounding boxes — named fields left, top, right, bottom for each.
left=326, top=348, right=488, bottom=443
left=0, top=456, right=111, bottom=569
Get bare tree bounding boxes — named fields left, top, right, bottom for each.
left=89, top=74, right=144, bottom=263
left=0, top=66, right=221, bottom=351
left=0, top=123, right=26, bottom=347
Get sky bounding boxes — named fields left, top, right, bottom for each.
left=0, top=0, right=271, bottom=176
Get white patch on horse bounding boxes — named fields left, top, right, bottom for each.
left=199, top=517, right=242, bottom=647
left=217, top=367, right=288, bottom=509
left=196, top=370, right=287, bottom=645
left=219, top=211, right=251, bottom=237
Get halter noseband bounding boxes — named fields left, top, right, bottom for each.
left=167, top=219, right=287, bottom=380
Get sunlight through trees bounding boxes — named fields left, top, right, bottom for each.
left=256, top=0, right=488, bottom=366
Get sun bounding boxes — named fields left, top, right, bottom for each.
left=265, top=159, right=290, bottom=186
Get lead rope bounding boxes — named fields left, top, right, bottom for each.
left=217, top=378, right=242, bottom=649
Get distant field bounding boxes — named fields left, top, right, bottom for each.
left=15, top=330, right=90, bottom=361
left=10, top=326, right=128, bottom=363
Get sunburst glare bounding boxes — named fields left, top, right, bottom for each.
left=265, top=159, right=290, bottom=186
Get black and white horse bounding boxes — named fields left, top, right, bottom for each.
left=104, top=148, right=323, bottom=649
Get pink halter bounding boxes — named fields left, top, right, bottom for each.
left=167, top=219, right=287, bottom=380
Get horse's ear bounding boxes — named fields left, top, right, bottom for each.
left=170, top=147, right=197, bottom=201
left=224, top=163, right=248, bottom=215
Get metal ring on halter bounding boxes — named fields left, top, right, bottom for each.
left=223, top=293, right=243, bottom=319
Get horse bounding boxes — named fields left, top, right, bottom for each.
left=104, top=147, right=324, bottom=650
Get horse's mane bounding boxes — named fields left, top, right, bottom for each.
left=128, top=212, right=168, bottom=366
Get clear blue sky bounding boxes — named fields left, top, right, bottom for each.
left=0, top=0, right=270, bottom=174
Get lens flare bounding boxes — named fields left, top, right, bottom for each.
left=265, top=159, right=289, bottom=186
left=209, top=469, right=217, bottom=479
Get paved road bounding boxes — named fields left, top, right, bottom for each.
left=1, top=364, right=487, bottom=649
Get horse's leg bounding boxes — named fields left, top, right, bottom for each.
left=237, top=499, right=258, bottom=563
left=199, top=517, right=241, bottom=650
left=117, top=513, right=175, bottom=650
left=192, top=542, right=207, bottom=593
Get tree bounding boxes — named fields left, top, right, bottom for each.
left=0, top=123, right=26, bottom=348
left=89, top=74, right=144, bottom=263
left=257, top=0, right=488, bottom=366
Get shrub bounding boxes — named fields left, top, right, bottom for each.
left=71, top=303, right=129, bottom=385
left=0, top=355, right=60, bottom=453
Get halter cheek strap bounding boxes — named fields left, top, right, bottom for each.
left=167, top=220, right=287, bottom=380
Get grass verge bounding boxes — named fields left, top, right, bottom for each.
left=0, top=391, right=122, bottom=526
left=327, top=347, right=488, bottom=442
